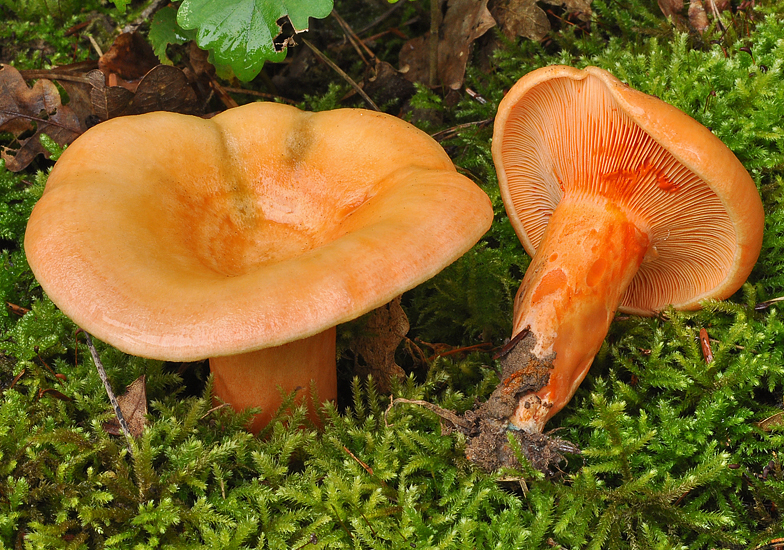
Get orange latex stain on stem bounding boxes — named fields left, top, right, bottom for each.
left=510, top=194, right=650, bottom=431
left=531, top=269, right=567, bottom=305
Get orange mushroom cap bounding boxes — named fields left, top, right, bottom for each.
left=493, top=65, right=764, bottom=316
left=25, top=102, right=493, bottom=361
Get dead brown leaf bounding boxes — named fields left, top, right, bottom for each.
left=99, top=32, right=159, bottom=81
left=756, top=411, right=784, bottom=431
left=400, top=0, right=496, bottom=89
left=129, top=65, right=199, bottom=115
left=103, top=375, right=147, bottom=438
left=440, top=0, right=496, bottom=89
left=363, top=60, right=416, bottom=106
left=89, top=64, right=198, bottom=120
left=492, top=0, right=591, bottom=42
left=87, top=69, right=135, bottom=120
left=659, top=0, right=730, bottom=31
left=658, top=0, right=684, bottom=18
left=351, top=296, right=410, bottom=394
left=689, top=0, right=709, bottom=33
left=0, top=64, right=83, bottom=171
left=699, top=327, right=714, bottom=363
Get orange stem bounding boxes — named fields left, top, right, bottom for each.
left=509, top=194, right=650, bottom=432
left=210, top=327, right=337, bottom=433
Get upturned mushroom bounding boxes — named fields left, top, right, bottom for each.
left=25, top=102, right=493, bottom=433
left=492, top=65, right=764, bottom=434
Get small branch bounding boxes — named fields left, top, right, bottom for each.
left=384, top=396, right=472, bottom=431
left=86, top=34, right=104, bottom=57
left=430, top=118, right=493, bottom=142
left=18, top=70, right=93, bottom=84
left=755, top=295, right=784, bottom=310
left=429, top=0, right=439, bottom=87
left=356, top=1, right=405, bottom=35
left=222, top=86, right=298, bottom=105
left=342, top=445, right=376, bottom=477
left=301, top=38, right=380, bottom=111
left=83, top=332, right=134, bottom=455
left=332, top=10, right=377, bottom=65
left=206, top=76, right=239, bottom=109
left=122, top=0, right=169, bottom=34
left=199, top=402, right=230, bottom=420
left=424, top=341, right=493, bottom=362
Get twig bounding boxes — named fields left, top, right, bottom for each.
left=199, top=403, right=231, bottom=420
left=430, top=118, right=493, bottom=142
left=755, top=295, right=784, bottom=310
left=425, top=341, right=494, bottom=362
left=122, top=0, right=169, bottom=34
left=207, top=76, right=239, bottom=109
left=86, top=34, right=103, bottom=57
left=356, top=1, right=406, bottom=35
left=18, top=70, right=93, bottom=84
left=708, top=0, right=726, bottom=31
left=362, top=27, right=409, bottom=43
left=301, top=38, right=380, bottom=111
left=332, top=10, right=377, bottom=65
left=222, top=86, right=298, bottom=105
left=384, top=396, right=472, bottom=431
left=83, top=331, right=134, bottom=455
left=429, top=0, right=439, bottom=87
left=342, top=445, right=376, bottom=476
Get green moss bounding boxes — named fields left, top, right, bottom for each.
left=1, top=1, right=783, bottom=547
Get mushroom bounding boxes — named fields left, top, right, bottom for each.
left=492, top=65, right=764, bottom=433
left=25, top=102, right=493, bottom=433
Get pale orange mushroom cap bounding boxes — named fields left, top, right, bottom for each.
left=25, top=102, right=493, bottom=430
left=494, top=65, right=764, bottom=316
left=491, top=65, right=764, bottom=433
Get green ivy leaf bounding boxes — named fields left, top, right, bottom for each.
left=112, top=0, right=129, bottom=13
left=149, top=5, right=197, bottom=64
left=176, top=0, right=333, bottom=81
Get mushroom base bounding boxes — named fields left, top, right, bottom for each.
left=209, top=327, right=338, bottom=434
left=508, top=194, right=650, bottom=432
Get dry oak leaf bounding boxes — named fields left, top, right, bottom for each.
left=89, top=64, right=198, bottom=121
left=688, top=0, right=709, bottom=33
left=658, top=0, right=683, bottom=18
left=102, top=375, right=148, bottom=439
left=98, top=32, right=159, bottom=81
left=0, top=64, right=82, bottom=172
left=492, top=0, right=591, bottom=42
left=400, top=0, right=496, bottom=90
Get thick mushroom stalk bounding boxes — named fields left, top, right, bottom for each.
left=508, top=194, right=649, bottom=432
left=210, top=328, right=337, bottom=432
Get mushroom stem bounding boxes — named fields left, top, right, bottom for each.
left=508, top=194, right=650, bottom=432
left=209, top=327, right=337, bottom=433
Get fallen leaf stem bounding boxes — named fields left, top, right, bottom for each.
left=84, top=331, right=134, bottom=456
left=301, top=38, right=380, bottom=111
